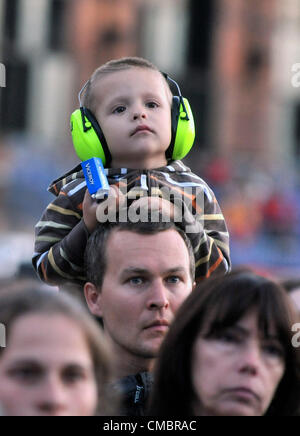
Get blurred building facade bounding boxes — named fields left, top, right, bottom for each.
left=1, top=0, right=300, bottom=163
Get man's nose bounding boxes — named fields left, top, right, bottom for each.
left=35, top=375, right=68, bottom=415
left=146, top=281, right=170, bottom=310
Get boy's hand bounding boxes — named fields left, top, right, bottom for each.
left=83, top=189, right=99, bottom=233
left=130, top=196, right=178, bottom=221
left=83, top=185, right=125, bottom=229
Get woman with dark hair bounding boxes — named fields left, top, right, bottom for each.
left=148, top=269, right=300, bottom=416
left=0, top=288, right=117, bottom=416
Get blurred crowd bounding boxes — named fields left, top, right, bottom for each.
left=197, top=153, right=300, bottom=277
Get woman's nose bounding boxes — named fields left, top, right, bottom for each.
left=35, top=375, right=68, bottom=415
left=238, top=343, right=262, bottom=376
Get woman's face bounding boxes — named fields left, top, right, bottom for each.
left=0, top=314, right=98, bottom=416
left=191, top=309, right=285, bottom=416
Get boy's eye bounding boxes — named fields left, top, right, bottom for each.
left=146, top=102, right=158, bottom=109
left=113, top=106, right=126, bottom=114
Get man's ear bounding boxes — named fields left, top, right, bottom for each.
left=84, top=282, right=103, bottom=317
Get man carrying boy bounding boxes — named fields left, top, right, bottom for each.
left=84, top=219, right=196, bottom=415
left=33, top=57, right=230, bottom=289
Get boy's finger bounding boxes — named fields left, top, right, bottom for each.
left=83, top=188, right=94, bottom=207
left=109, top=184, right=126, bottom=208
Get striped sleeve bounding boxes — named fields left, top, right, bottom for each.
left=175, top=184, right=231, bottom=281
left=32, top=189, right=88, bottom=286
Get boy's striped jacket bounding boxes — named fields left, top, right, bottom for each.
left=33, top=160, right=231, bottom=287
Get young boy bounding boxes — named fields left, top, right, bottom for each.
left=33, top=57, right=230, bottom=289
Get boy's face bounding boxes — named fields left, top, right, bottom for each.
left=92, top=68, right=172, bottom=169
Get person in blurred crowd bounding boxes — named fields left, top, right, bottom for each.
left=148, top=269, right=300, bottom=416
left=280, top=278, right=300, bottom=314
left=84, top=219, right=196, bottom=415
left=33, top=56, right=230, bottom=293
left=0, top=288, right=116, bottom=416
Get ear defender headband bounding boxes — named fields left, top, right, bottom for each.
left=70, top=73, right=195, bottom=166
left=163, top=73, right=195, bottom=161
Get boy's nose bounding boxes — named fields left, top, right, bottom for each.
left=133, top=108, right=147, bottom=120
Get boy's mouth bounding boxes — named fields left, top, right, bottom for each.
left=130, top=125, right=153, bottom=136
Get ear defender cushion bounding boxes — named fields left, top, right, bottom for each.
left=166, top=96, right=195, bottom=161
left=70, top=108, right=111, bottom=166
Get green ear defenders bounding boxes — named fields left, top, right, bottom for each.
left=163, top=74, right=195, bottom=161
left=70, top=74, right=195, bottom=166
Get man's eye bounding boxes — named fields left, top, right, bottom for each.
left=167, top=276, right=180, bottom=284
left=129, top=277, right=144, bottom=285
left=113, top=106, right=126, bottom=114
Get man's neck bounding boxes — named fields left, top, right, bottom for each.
left=112, top=354, right=155, bottom=380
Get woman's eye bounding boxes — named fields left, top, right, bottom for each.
left=113, top=106, right=126, bottom=114
left=218, top=332, right=241, bottom=344
left=9, top=367, right=41, bottom=383
left=263, top=343, right=285, bottom=359
left=62, top=370, right=85, bottom=384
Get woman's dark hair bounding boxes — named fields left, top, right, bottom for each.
left=148, top=269, right=300, bottom=416
left=0, top=288, right=118, bottom=416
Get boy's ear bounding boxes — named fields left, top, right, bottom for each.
left=84, top=282, right=103, bottom=317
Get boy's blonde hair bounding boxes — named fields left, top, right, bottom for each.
left=83, top=56, right=171, bottom=113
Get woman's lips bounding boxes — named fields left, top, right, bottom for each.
left=223, top=387, right=261, bottom=404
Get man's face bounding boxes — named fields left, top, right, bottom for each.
left=92, top=67, right=172, bottom=169
left=85, top=229, right=194, bottom=372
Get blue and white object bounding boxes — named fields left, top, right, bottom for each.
left=81, top=157, right=110, bottom=198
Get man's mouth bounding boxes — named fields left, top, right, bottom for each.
left=144, top=320, right=170, bottom=331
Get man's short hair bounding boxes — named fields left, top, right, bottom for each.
left=85, top=220, right=195, bottom=290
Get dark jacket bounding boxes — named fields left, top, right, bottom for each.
left=33, top=160, right=230, bottom=287
left=111, top=372, right=154, bottom=416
